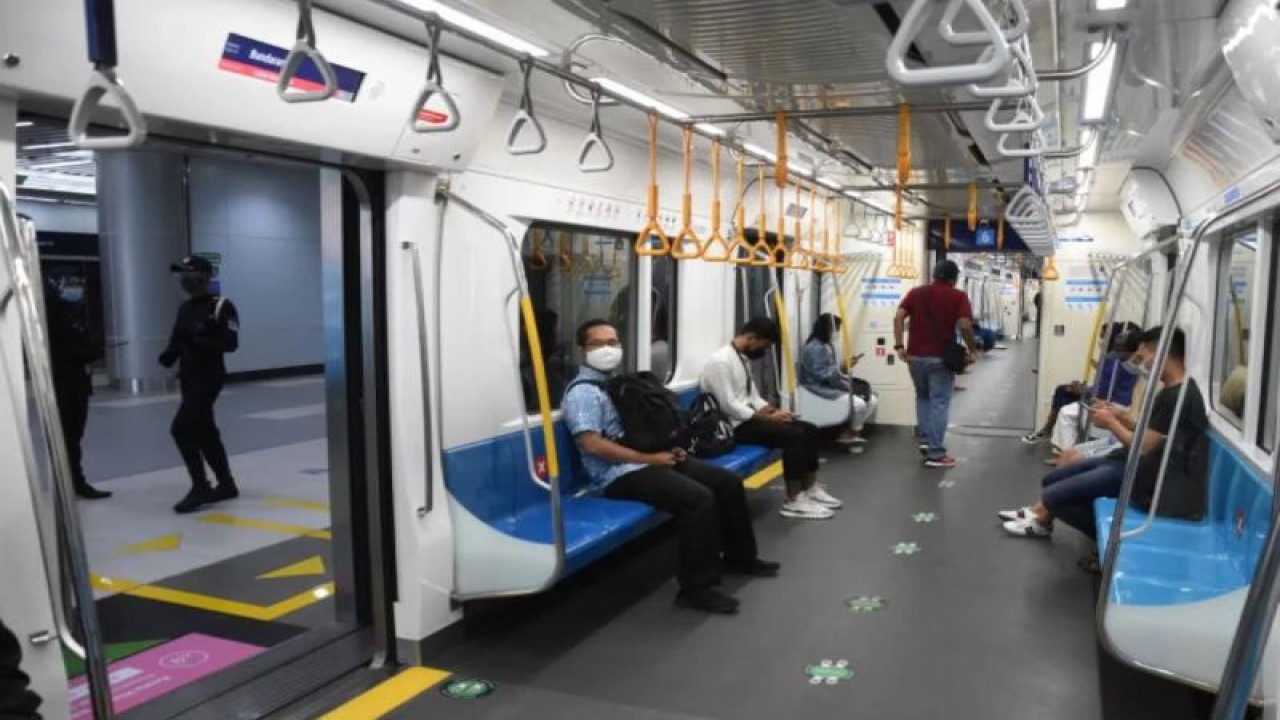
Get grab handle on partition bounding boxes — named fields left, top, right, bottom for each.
left=68, top=0, right=148, bottom=150
left=670, top=126, right=704, bottom=260
left=402, top=241, right=435, bottom=514
left=985, top=95, right=1044, bottom=133
left=772, top=291, right=798, bottom=397
left=409, top=18, right=461, bottom=133
left=939, top=0, right=1029, bottom=46
left=577, top=90, right=614, bottom=173
left=507, top=59, right=547, bottom=155
left=886, top=0, right=1011, bottom=86
left=635, top=115, right=672, bottom=256
left=277, top=0, right=338, bottom=103
left=997, top=129, right=1046, bottom=158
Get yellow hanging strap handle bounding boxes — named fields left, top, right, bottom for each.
left=790, top=182, right=806, bottom=269
left=557, top=231, right=574, bottom=274
left=775, top=110, right=789, bottom=187
left=528, top=228, right=549, bottom=269
left=835, top=269, right=855, bottom=365
left=944, top=216, right=952, bottom=252
left=772, top=291, right=797, bottom=396
left=670, top=125, right=704, bottom=260
left=772, top=179, right=791, bottom=268
left=967, top=183, right=979, bottom=231
left=702, top=137, right=732, bottom=262
left=729, top=151, right=753, bottom=264
left=518, top=296, right=559, bottom=480
left=834, top=199, right=848, bottom=274
left=1084, top=290, right=1107, bottom=376
left=997, top=214, right=1006, bottom=250
left=815, top=193, right=831, bottom=273
left=634, top=114, right=671, bottom=256
left=1043, top=256, right=1061, bottom=281
left=750, top=164, right=772, bottom=266
left=895, top=103, right=911, bottom=236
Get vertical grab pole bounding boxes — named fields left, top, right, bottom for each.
left=773, top=291, right=797, bottom=406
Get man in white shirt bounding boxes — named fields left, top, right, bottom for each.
left=700, top=317, right=839, bottom=520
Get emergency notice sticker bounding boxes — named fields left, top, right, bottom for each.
left=218, top=33, right=366, bottom=102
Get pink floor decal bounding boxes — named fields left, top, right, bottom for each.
left=69, top=633, right=263, bottom=718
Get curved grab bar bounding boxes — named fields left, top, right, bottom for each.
left=278, top=0, right=337, bottom=103
left=886, top=0, right=1012, bottom=87
left=997, top=128, right=1046, bottom=158
left=0, top=187, right=114, bottom=718
left=577, top=89, right=614, bottom=173
left=410, top=18, right=460, bottom=133
left=503, top=289, right=549, bottom=491
left=1118, top=364, right=1192, bottom=540
left=985, top=95, right=1044, bottom=133
left=1038, top=30, right=1115, bottom=81
left=969, top=43, right=1037, bottom=99
left=507, top=59, right=547, bottom=155
left=939, top=0, right=1029, bottom=46
left=402, top=241, right=435, bottom=513
left=69, top=0, right=148, bottom=149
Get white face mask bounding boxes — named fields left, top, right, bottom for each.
left=585, top=346, right=623, bottom=372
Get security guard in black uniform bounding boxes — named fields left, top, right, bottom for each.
left=161, top=256, right=240, bottom=513
left=47, top=273, right=111, bottom=500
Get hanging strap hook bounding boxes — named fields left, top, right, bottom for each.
left=507, top=58, right=547, bottom=155
left=277, top=0, right=338, bottom=103
left=410, top=16, right=461, bottom=133
left=578, top=88, right=614, bottom=172
left=68, top=0, right=148, bottom=149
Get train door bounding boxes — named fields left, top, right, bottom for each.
left=4, top=115, right=393, bottom=718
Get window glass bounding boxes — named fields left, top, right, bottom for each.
left=1262, top=216, right=1279, bottom=452
left=649, top=252, right=678, bottom=383
left=1212, top=232, right=1256, bottom=427
left=521, top=225, right=632, bottom=411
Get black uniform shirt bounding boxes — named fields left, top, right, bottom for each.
left=162, top=295, right=240, bottom=379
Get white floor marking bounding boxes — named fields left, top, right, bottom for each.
left=244, top=403, right=326, bottom=421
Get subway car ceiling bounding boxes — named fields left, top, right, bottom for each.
left=6, top=0, right=1271, bottom=240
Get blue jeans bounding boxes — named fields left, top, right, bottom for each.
left=1041, top=456, right=1125, bottom=539
left=908, top=358, right=954, bottom=460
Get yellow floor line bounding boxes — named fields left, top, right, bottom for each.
left=744, top=460, right=783, bottom=490
left=199, top=512, right=332, bottom=540
left=319, top=667, right=452, bottom=720
left=262, top=496, right=331, bottom=513
left=91, top=574, right=334, bottom=622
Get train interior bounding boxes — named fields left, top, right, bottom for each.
left=2, top=0, right=1280, bottom=718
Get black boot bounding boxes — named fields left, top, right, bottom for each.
left=174, top=486, right=217, bottom=514
left=211, top=479, right=239, bottom=502
left=73, top=482, right=112, bottom=500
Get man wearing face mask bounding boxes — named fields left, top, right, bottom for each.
left=563, top=319, right=778, bottom=615
left=46, top=273, right=111, bottom=499
left=160, top=256, right=240, bottom=514
left=700, top=317, right=836, bottom=520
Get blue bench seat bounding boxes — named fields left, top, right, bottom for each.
left=1093, top=431, right=1272, bottom=606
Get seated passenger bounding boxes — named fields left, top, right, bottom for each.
left=563, top=319, right=779, bottom=615
left=1220, top=364, right=1247, bottom=419
left=799, top=313, right=878, bottom=449
left=1022, top=323, right=1142, bottom=446
left=700, top=317, right=839, bottom=520
left=1000, top=326, right=1208, bottom=543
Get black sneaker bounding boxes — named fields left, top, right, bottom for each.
left=174, top=488, right=217, bottom=514
left=675, top=587, right=740, bottom=615
left=74, top=483, right=112, bottom=500
left=211, top=481, right=239, bottom=502
left=724, top=558, right=781, bottom=577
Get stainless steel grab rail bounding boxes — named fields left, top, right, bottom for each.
left=0, top=184, right=115, bottom=718
left=402, top=240, right=435, bottom=514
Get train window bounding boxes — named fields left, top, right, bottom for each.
left=520, top=225, right=634, bottom=411
left=1261, top=217, right=1280, bottom=452
left=648, top=252, right=678, bottom=383
left=1211, top=232, right=1256, bottom=428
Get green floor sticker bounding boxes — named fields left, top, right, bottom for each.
left=911, top=512, right=938, bottom=523
left=64, top=639, right=167, bottom=677
left=892, top=542, right=921, bottom=556
left=806, top=659, right=853, bottom=685
left=844, top=596, right=887, bottom=613
left=441, top=677, right=496, bottom=700
left=937, top=479, right=956, bottom=488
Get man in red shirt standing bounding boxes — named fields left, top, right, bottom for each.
left=893, top=260, right=981, bottom=468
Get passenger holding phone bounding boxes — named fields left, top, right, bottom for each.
left=800, top=313, right=878, bottom=449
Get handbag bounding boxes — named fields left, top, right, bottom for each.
left=918, top=290, right=970, bottom=373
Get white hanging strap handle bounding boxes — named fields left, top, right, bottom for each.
left=939, top=0, right=1029, bottom=46
left=578, top=89, right=614, bottom=173
left=409, top=18, right=461, bottom=133
left=886, top=0, right=1012, bottom=87
left=998, top=128, right=1046, bottom=157
left=969, top=43, right=1037, bottom=98
left=277, top=0, right=337, bottom=103
left=984, top=94, right=1044, bottom=132
left=68, top=0, right=148, bottom=150
left=507, top=59, right=548, bottom=155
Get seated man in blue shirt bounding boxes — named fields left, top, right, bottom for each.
left=563, top=319, right=779, bottom=615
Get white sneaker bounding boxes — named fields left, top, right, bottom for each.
left=1002, top=517, right=1052, bottom=538
left=806, top=485, right=843, bottom=509
left=780, top=497, right=835, bottom=520
left=850, top=436, right=869, bottom=445
left=996, top=506, right=1034, bottom=522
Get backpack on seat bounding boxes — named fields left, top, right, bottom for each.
left=685, top=392, right=737, bottom=458
left=568, top=372, right=686, bottom=453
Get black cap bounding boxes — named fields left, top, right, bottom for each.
left=170, top=256, right=213, bottom=274
left=933, top=260, right=960, bottom=283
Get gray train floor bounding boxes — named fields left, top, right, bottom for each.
left=948, top=334, right=1040, bottom=431
left=391, top=419, right=1104, bottom=719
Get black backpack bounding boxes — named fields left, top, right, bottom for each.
left=685, top=392, right=737, bottom=458
left=568, top=372, right=686, bottom=453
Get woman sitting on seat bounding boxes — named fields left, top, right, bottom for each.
left=799, top=313, right=878, bottom=448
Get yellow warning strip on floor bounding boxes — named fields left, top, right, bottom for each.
left=91, top=574, right=334, bottom=622
left=262, top=496, right=331, bottom=513
left=199, top=512, right=332, bottom=540
left=744, top=460, right=783, bottom=490
left=319, top=667, right=452, bottom=720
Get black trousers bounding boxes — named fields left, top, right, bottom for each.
left=172, top=375, right=233, bottom=489
left=54, top=373, right=90, bottom=487
left=733, top=418, right=821, bottom=480
left=0, top=619, right=42, bottom=719
left=605, top=457, right=758, bottom=590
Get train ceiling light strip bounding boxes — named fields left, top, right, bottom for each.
left=397, top=0, right=548, bottom=57
left=1081, top=40, right=1119, bottom=122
